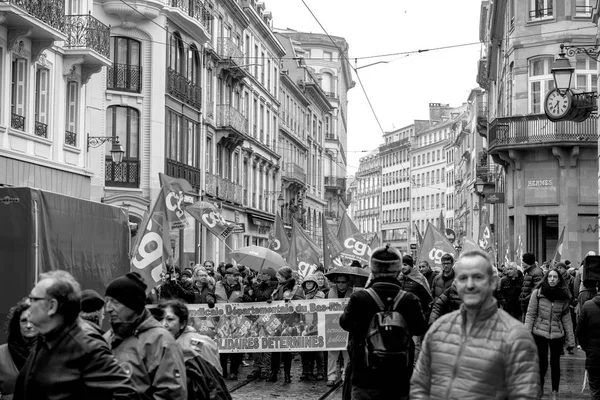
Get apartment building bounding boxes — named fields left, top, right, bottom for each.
left=355, top=149, right=381, bottom=244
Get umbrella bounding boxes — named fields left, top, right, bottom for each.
left=325, top=266, right=370, bottom=287
left=230, top=245, right=288, bottom=273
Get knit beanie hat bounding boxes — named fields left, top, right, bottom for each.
left=522, top=252, right=535, bottom=266
left=181, top=269, right=193, bottom=278
left=402, top=255, right=414, bottom=268
left=81, top=289, right=105, bottom=313
left=105, top=272, right=147, bottom=312
left=277, top=266, right=293, bottom=281
left=370, top=244, right=402, bottom=274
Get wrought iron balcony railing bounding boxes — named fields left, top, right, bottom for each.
left=282, top=163, right=306, bottom=183
left=170, top=0, right=212, bottom=27
left=65, top=130, right=77, bottom=146
left=216, top=105, right=248, bottom=135
left=476, top=165, right=497, bottom=183
left=217, top=37, right=243, bottom=61
left=324, top=176, right=347, bottom=190
left=107, top=63, right=142, bottom=93
left=488, top=114, right=598, bottom=151
left=167, top=67, right=201, bottom=109
left=34, top=121, right=48, bottom=138
left=105, top=158, right=140, bottom=188
left=166, top=158, right=201, bottom=191
left=64, top=13, right=110, bottom=58
left=11, top=113, right=24, bottom=131
left=0, top=0, right=66, bottom=33
left=204, top=172, right=243, bottom=204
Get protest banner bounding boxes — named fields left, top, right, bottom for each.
left=187, top=298, right=350, bottom=353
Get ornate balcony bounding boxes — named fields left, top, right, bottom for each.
left=166, top=158, right=201, bottom=191
left=324, top=176, right=347, bottom=191
left=167, top=67, right=201, bottom=109
left=105, top=158, right=140, bottom=188
left=217, top=36, right=244, bottom=61
left=64, top=13, right=111, bottom=84
left=204, top=172, right=243, bottom=204
left=215, top=105, right=248, bottom=150
left=65, top=130, right=77, bottom=146
left=166, top=0, right=211, bottom=45
left=0, top=0, right=66, bottom=59
left=282, top=163, right=307, bottom=191
left=380, top=138, right=409, bottom=153
left=11, top=113, right=24, bottom=131
left=34, top=121, right=48, bottom=138
left=107, top=63, right=142, bottom=93
left=488, top=114, right=598, bottom=153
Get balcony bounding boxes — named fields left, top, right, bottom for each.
left=107, top=63, right=142, bottom=93
left=324, top=176, right=347, bottom=191
left=105, top=159, right=140, bottom=188
left=217, top=37, right=244, bottom=63
left=34, top=121, right=48, bottom=138
left=476, top=164, right=497, bottom=184
left=324, top=91, right=336, bottom=98
left=215, top=105, right=248, bottom=150
left=488, top=114, right=598, bottom=153
left=166, top=158, right=201, bottom=191
left=167, top=67, right=201, bottom=109
left=166, top=0, right=211, bottom=44
left=380, top=138, right=409, bottom=153
left=11, top=113, right=24, bottom=131
left=282, top=163, right=307, bottom=189
left=0, top=0, right=66, bottom=58
left=65, top=130, right=77, bottom=146
left=204, top=172, right=243, bottom=204
left=64, top=13, right=111, bottom=83
left=476, top=101, right=488, bottom=137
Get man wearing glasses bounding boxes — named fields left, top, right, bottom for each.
left=325, top=272, right=354, bottom=386
left=14, top=270, right=139, bottom=399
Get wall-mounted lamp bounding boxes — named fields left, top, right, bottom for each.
left=87, top=134, right=125, bottom=164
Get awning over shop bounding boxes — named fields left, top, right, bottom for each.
left=249, top=214, right=274, bottom=227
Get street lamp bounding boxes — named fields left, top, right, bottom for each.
left=87, top=134, right=125, bottom=164
left=551, top=46, right=574, bottom=95
left=475, top=182, right=486, bottom=197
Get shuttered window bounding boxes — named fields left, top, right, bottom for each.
left=65, top=81, right=78, bottom=133
left=11, top=58, right=27, bottom=118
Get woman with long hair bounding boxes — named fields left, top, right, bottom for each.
left=0, top=299, right=37, bottom=400
left=525, top=268, right=575, bottom=399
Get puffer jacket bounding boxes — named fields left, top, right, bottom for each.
left=411, top=299, right=540, bottom=399
left=428, top=283, right=461, bottom=325
left=105, top=309, right=187, bottom=400
left=577, top=295, right=600, bottom=369
left=524, top=288, right=575, bottom=346
left=431, top=270, right=455, bottom=299
left=519, top=264, right=544, bottom=310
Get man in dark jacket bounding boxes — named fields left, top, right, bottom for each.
left=418, top=260, right=438, bottom=291
left=15, top=270, right=139, bottom=400
left=431, top=253, right=455, bottom=299
left=577, top=294, right=600, bottom=399
left=429, top=282, right=462, bottom=325
left=398, top=255, right=433, bottom=320
left=498, top=261, right=524, bottom=320
left=104, top=272, right=187, bottom=399
left=340, top=245, right=427, bottom=400
left=519, top=252, right=544, bottom=322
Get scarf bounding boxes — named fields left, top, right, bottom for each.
left=540, top=281, right=570, bottom=302
left=8, top=334, right=36, bottom=370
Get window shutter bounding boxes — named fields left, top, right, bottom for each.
left=66, top=81, right=78, bottom=132
left=15, top=59, right=26, bottom=116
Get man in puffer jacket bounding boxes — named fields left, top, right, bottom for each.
left=411, top=249, right=540, bottom=399
left=428, top=282, right=462, bottom=325
left=299, top=274, right=325, bottom=381
left=519, top=252, right=544, bottom=322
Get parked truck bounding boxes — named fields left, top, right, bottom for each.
left=0, top=187, right=130, bottom=342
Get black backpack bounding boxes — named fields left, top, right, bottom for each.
left=363, top=288, right=411, bottom=371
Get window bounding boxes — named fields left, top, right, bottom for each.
left=575, top=55, right=598, bottom=92
left=109, top=37, right=141, bottom=92
left=11, top=57, right=27, bottom=130
left=322, top=72, right=333, bottom=96
left=34, top=67, right=49, bottom=138
left=65, top=81, right=78, bottom=145
left=106, top=106, right=140, bottom=187
left=323, top=51, right=333, bottom=61
left=206, top=136, right=213, bottom=173
left=170, top=33, right=185, bottom=73
left=187, top=45, right=201, bottom=86
left=529, top=0, right=553, bottom=19
left=576, top=0, right=593, bottom=17
left=528, top=57, right=555, bottom=113
left=166, top=109, right=200, bottom=168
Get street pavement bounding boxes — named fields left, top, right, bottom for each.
left=227, top=350, right=589, bottom=399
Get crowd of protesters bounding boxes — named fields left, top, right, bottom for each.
left=1, top=248, right=600, bottom=400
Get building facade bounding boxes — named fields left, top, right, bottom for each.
left=480, top=0, right=598, bottom=263
left=354, top=149, right=381, bottom=244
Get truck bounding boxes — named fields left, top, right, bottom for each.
left=0, top=187, right=130, bottom=342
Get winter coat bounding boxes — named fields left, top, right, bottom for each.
left=326, top=285, right=353, bottom=299
left=175, top=281, right=197, bottom=303
left=429, top=283, right=462, bottom=325
left=431, top=270, right=455, bottom=299
left=422, top=269, right=438, bottom=290
left=411, top=299, right=540, bottom=400
left=301, top=274, right=325, bottom=300
left=577, top=295, right=600, bottom=369
left=498, top=271, right=523, bottom=320
left=519, top=264, right=544, bottom=310
left=14, top=319, right=139, bottom=400
left=105, top=310, right=187, bottom=400
left=0, top=344, right=19, bottom=400
left=244, top=280, right=276, bottom=302
left=524, top=288, right=575, bottom=346
left=339, top=277, right=427, bottom=397
left=398, top=270, right=433, bottom=319
left=177, top=326, right=222, bottom=375
left=193, top=283, right=216, bottom=306
left=214, top=281, right=245, bottom=303
left=271, top=279, right=305, bottom=302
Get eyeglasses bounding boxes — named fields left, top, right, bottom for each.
left=28, top=295, right=47, bottom=303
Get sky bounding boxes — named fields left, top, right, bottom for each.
left=266, top=0, right=483, bottom=176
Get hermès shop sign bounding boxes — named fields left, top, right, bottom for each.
left=485, top=192, right=505, bottom=204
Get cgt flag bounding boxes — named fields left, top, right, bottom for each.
left=337, top=212, right=372, bottom=265
left=369, top=233, right=381, bottom=250
left=478, top=206, right=495, bottom=256
left=185, top=201, right=238, bottom=241
left=288, top=219, right=322, bottom=280
left=552, top=226, right=566, bottom=264
left=130, top=194, right=171, bottom=289
left=417, top=223, right=456, bottom=269
left=268, top=212, right=290, bottom=259
left=159, top=173, right=196, bottom=230
left=322, top=212, right=344, bottom=269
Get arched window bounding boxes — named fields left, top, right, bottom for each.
left=106, top=106, right=140, bottom=187
left=188, top=45, right=201, bottom=85
left=170, top=32, right=185, bottom=74
left=109, top=37, right=141, bottom=92
left=321, top=72, right=334, bottom=96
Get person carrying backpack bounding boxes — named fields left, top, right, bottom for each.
left=340, top=245, right=427, bottom=400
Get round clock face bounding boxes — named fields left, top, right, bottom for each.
left=544, top=89, right=572, bottom=120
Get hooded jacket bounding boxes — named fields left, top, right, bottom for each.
left=177, top=326, right=222, bottom=375
left=398, top=268, right=434, bottom=318
left=524, top=287, right=575, bottom=346
left=577, top=295, right=600, bottom=369
left=411, top=299, right=540, bottom=400
left=301, top=274, right=325, bottom=300
left=519, top=263, right=544, bottom=309
left=105, top=309, right=187, bottom=400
